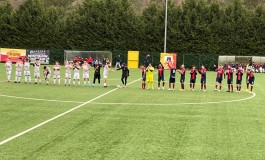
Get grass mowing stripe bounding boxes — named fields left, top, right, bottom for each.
left=0, top=78, right=142, bottom=146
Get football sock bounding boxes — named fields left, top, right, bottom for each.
left=121, top=78, right=124, bottom=85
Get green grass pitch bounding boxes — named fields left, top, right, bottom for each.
left=0, top=63, right=265, bottom=160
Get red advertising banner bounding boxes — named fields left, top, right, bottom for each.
left=0, top=48, right=26, bottom=62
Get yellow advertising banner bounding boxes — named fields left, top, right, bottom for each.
left=0, top=48, right=26, bottom=62
left=160, top=53, right=177, bottom=69
left=127, top=51, right=139, bottom=69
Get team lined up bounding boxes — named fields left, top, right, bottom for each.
left=4, top=58, right=255, bottom=92
left=4, top=58, right=118, bottom=87
left=140, top=61, right=255, bottom=93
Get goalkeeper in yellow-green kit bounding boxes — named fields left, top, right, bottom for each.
left=146, top=63, right=154, bottom=89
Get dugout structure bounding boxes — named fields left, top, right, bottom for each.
left=64, top=50, right=112, bottom=65
left=218, top=56, right=265, bottom=66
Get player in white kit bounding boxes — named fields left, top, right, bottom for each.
left=15, top=58, right=23, bottom=83
left=103, top=63, right=110, bottom=87
left=43, top=66, right=51, bottom=85
left=24, top=59, right=31, bottom=83
left=64, top=61, right=72, bottom=86
left=73, top=62, right=81, bottom=86
left=53, top=61, right=61, bottom=85
left=82, top=61, right=91, bottom=86
left=33, top=59, right=41, bottom=84
left=5, top=58, right=12, bottom=82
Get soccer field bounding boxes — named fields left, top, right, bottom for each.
left=0, top=63, right=265, bottom=160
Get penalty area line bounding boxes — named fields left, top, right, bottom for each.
left=0, top=78, right=142, bottom=146
left=91, top=92, right=256, bottom=106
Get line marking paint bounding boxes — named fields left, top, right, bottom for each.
left=91, top=92, right=256, bottom=106
left=0, top=94, right=83, bottom=104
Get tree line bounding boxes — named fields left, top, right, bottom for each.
left=0, top=0, right=265, bottom=59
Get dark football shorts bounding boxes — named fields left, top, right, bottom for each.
left=227, top=79, right=233, bottom=84
left=94, top=74, right=100, bottom=79
left=142, top=76, right=146, bottom=81
left=201, top=78, right=206, bottom=84
left=236, top=79, right=242, bottom=85
left=169, top=77, right=175, bottom=83
left=216, top=77, right=222, bottom=83
left=158, top=75, right=164, bottom=82
left=249, top=77, right=255, bottom=85
left=180, top=78, right=185, bottom=83
left=190, top=79, right=196, bottom=84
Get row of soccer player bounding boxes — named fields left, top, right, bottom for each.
left=4, top=58, right=129, bottom=87
left=141, top=61, right=255, bottom=93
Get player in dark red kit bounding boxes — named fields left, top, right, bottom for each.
left=198, top=65, right=206, bottom=92
left=117, top=63, right=130, bottom=87
left=167, top=61, right=176, bottom=91
left=236, top=66, right=244, bottom=93
left=226, top=65, right=234, bottom=92
left=215, top=65, right=225, bottom=92
left=248, top=68, right=255, bottom=93
left=177, top=64, right=186, bottom=91
left=157, top=62, right=165, bottom=90
left=189, top=65, right=197, bottom=91
left=140, top=65, right=146, bottom=89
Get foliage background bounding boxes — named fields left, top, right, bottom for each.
left=0, top=0, right=264, bottom=67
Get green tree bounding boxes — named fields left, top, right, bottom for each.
left=11, top=0, right=64, bottom=49
left=66, top=0, right=141, bottom=51
left=0, top=1, right=14, bottom=47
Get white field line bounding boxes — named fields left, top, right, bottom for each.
left=91, top=92, right=256, bottom=106
left=0, top=94, right=83, bottom=104
left=0, top=77, right=142, bottom=146
left=0, top=91, right=256, bottom=106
